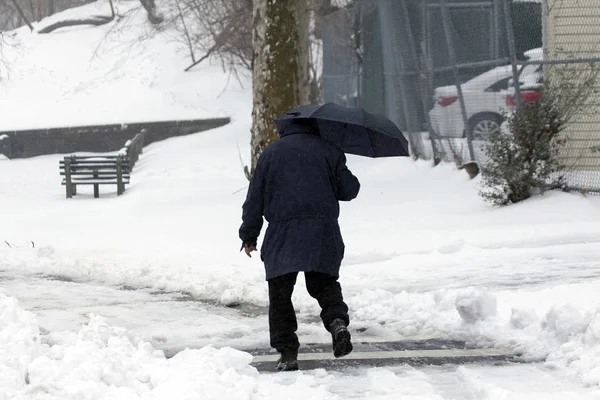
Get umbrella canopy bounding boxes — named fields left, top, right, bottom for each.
left=274, top=103, right=409, bottom=158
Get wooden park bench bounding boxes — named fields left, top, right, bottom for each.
left=58, top=131, right=145, bottom=199
left=59, top=155, right=130, bottom=198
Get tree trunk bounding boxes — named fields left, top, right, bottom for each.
left=248, top=0, right=310, bottom=178
left=139, top=0, right=164, bottom=24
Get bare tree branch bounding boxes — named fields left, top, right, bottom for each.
left=184, top=44, right=216, bottom=71
left=108, top=0, right=116, bottom=18
left=37, top=15, right=114, bottom=33
left=176, top=0, right=252, bottom=72
left=176, top=0, right=195, bottom=62
left=9, top=0, right=34, bottom=31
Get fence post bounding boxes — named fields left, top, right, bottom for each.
left=401, top=0, right=441, bottom=164
left=377, top=0, right=416, bottom=154
left=439, top=0, right=477, bottom=166
left=502, top=0, right=523, bottom=108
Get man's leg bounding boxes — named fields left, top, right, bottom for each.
left=305, top=271, right=352, bottom=358
left=268, top=272, right=300, bottom=353
left=304, top=272, right=352, bottom=358
left=304, top=271, right=349, bottom=328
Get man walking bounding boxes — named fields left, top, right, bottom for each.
left=239, top=118, right=361, bottom=371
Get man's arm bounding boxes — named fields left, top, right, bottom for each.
left=239, top=153, right=268, bottom=252
left=335, top=153, right=360, bottom=201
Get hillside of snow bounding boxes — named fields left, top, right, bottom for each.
left=0, top=0, right=249, bottom=130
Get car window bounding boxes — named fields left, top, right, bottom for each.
left=485, top=77, right=512, bottom=92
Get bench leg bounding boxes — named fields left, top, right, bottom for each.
left=93, top=170, right=99, bottom=198
left=73, top=185, right=77, bottom=196
left=64, top=158, right=73, bottom=199
left=116, top=156, right=125, bottom=196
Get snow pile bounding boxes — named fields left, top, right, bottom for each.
left=26, top=315, right=260, bottom=399
left=0, top=294, right=40, bottom=398
left=27, top=316, right=159, bottom=398
left=540, top=305, right=600, bottom=386
left=0, top=294, right=279, bottom=399
left=455, top=288, right=498, bottom=324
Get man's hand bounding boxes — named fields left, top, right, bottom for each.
left=243, top=243, right=257, bottom=258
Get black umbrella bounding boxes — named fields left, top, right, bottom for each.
left=274, top=102, right=409, bottom=158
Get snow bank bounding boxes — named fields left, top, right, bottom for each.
left=0, top=294, right=40, bottom=399
left=455, top=289, right=498, bottom=324
left=3, top=292, right=470, bottom=399
left=540, top=305, right=600, bottom=386
left=1, top=293, right=336, bottom=399
left=26, top=316, right=260, bottom=400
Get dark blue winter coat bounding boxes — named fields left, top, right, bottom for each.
left=239, top=121, right=361, bottom=280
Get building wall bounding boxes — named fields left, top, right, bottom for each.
left=545, top=0, right=600, bottom=170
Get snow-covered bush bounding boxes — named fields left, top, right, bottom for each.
left=480, top=64, right=599, bottom=205
left=479, top=98, right=567, bottom=205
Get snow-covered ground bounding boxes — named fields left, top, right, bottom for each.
left=2, top=0, right=600, bottom=398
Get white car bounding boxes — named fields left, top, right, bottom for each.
left=428, top=66, right=514, bottom=139
left=428, top=48, right=543, bottom=139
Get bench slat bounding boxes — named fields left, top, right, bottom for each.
left=60, top=156, right=128, bottom=160
left=60, top=156, right=128, bottom=159
left=59, top=166, right=130, bottom=170
left=66, top=180, right=131, bottom=183
left=66, top=176, right=131, bottom=181
left=60, top=161, right=130, bottom=166
left=62, top=179, right=131, bottom=185
left=59, top=171, right=131, bottom=175
left=60, top=158, right=129, bottom=162
left=60, top=159, right=129, bottom=162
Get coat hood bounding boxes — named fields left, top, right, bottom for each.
left=279, top=118, right=320, bottom=138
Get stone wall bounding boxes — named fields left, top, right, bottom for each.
left=0, top=118, right=230, bottom=159
left=0, top=135, right=10, bottom=158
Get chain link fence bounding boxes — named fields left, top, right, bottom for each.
left=323, top=0, right=600, bottom=192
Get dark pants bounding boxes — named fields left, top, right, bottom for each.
left=268, top=271, right=349, bottom=352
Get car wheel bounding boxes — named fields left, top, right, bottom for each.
left=468, top=113, right=503, bottom=140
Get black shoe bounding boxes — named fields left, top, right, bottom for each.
left=330, top=318, right=353, bottom=358
left=276, top=348, right=299, bottom=371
